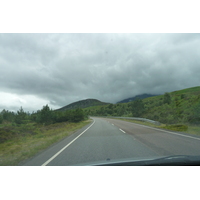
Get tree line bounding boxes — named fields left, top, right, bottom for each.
left=84, top=98, right=145, bottom=117
left=1, top=91, right=199, bottom=126
left=84, top=93, right=178, bottom=119
left=84, top=92, right=200, bottom=125
left=0, top=105, right=86, bottom=125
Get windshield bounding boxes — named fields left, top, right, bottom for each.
left=1, top=33, right=200, bottom=166
left=2, top=2, right=200, bottom=200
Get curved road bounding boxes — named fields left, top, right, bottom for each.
left=21, top=117, right=200, bottom=166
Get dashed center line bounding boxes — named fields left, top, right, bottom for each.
left=119, top=128, right=126, bottom=133
left=109, top=122, right=126, bottom=134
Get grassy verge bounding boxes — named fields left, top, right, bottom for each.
left=112, top=118, right=200, bottom=136
left=0, top=120, right=92, bottom=166
left=185, top=125, right=200, bottom=136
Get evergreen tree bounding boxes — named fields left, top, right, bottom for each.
left=188, top=103, right=200, bottom=124
left=0, top=114, right=3, bottom=124
left=15, top=107, right=27, bottom=124
left=38, top=105, right=53, bottom=124
left=131, top=98, right=145, bottom=117
left=71, top=108, right=84, bottom=122
left=163, top=92, right=171, bottom=104
left=117, top=106, right=124, bottom=116
left=1, top=109, right=15, bottom=122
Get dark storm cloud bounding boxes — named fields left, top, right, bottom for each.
left=0, top=33, right=200, bottom=111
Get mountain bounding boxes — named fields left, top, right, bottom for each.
left=57, top=99, right=109, bottom=111
left=117, top=93, right=159, bottom=103
left=84, top=86, right=200, bottom=125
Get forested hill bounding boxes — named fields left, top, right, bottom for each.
left=84, top=86, right=200, bottom=125
left=57, top=99, right=109, bottom=111
left=117, top=93, right=158, bottom=103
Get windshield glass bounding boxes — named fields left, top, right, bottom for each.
left=2, top=2, right=200, bottom=200
left=1, top=33, right=200, bottom=166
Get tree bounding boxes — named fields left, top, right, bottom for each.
left=163, top=92, right=171, bottom=104
left=181, top=94, right=185, bottom=99
left=117, top=105, right=124, bottom=116
left=0, top=114, right=3, bottom=124
left=188, top=103, right=200, bottom=124
left=131, top=98, right=145, bottom=117
left=108, top=104, right=114, bottom=109
left=15, top=107, right=27, bottom=124
left=38, top=105, right=53, bottom=124
left=99, top=107, right=105, bottom=116
left=1, top=109, right=15, bottom=122
left=71, top=108, right=85, bottom=122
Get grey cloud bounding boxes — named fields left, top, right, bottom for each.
left=0, top=33, right=200, bottom=111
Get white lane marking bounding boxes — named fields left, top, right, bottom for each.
left=41, top=120, right=95, bottom=166
left=119, top=128, right=126, bottom=133
left=122, top=120, right=200, bottom=141
left=112, top=124, right=114, bottom=126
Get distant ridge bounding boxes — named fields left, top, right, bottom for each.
left=117, top=93, right=159, bottom=103
left=57, top=98, right=109, bottom=111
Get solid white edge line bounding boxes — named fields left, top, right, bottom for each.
left=119, top=128, right=126, bottom=133
left=123, top=120, right=200, bottom=141
left=41, top=119, right=95, bottom=166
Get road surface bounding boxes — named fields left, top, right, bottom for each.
left=21, top=117, right=200, bottom=166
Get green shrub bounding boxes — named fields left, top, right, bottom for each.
left=131, top=98, right=145, bottom=117
left=164, top=124, right=188, bottom=132
left=163, top=92, right=171, bottom=104
left=0, top=115, right=3, bottom=124
left=0, top=128, right=15, bottom=143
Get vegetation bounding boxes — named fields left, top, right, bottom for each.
left=143, top=86, right=200, bottom=125
left=1, top=85, right=200, bottom=165
left=114, top=118, right=200, bottom=137
left=0, top=120, right=91, bottom=166
left=163, top=92, right=171, bottom=105
left=163, top=124, right=188, bottom=132
left=117, top=93, right=157, bottom=103
left=0, top=104, right=89, bottom=165
left=56, top=98, right=109, bottom=111
left=0, top=105, right=87, bottom=144
left=84, top=86, right=200, bottom=126
left=130, top=98, right=145, bottom=117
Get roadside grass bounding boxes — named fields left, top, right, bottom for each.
left=0, top=120, right=92, bottom=166
left=113, top=118, right=200, bottom=136
left=185, top=125, right=200, bottom=136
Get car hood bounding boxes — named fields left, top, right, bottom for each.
left=74, top=155, right=200, bottom=166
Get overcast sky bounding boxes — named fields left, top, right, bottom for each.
left=0, top=33, right=200, bottom=112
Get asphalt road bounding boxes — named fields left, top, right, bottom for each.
left=21, top=117, right=200, bottom=166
